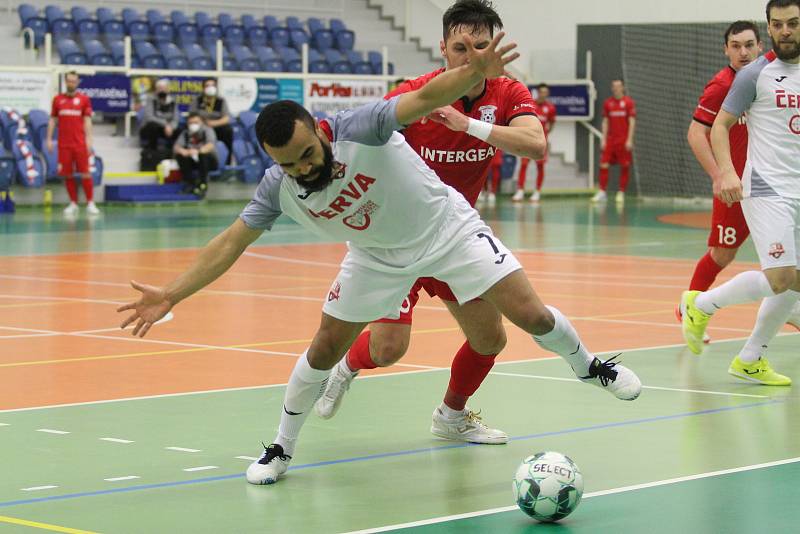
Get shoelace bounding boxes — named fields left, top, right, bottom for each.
left=584, top=355, right=621, bottom=386
left=465, top=409, right=488, bottom=428
left=258, top=442, right=290, bottom=465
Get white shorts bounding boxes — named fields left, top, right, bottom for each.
left=321, top=224, right=522, bottom=323
left=741, top=196, right=800, bottom=269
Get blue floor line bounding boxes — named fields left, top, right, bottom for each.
left=0, top=398, right=781, bottom=508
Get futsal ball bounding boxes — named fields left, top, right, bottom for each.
left=513, top=451, right=583, bottom=522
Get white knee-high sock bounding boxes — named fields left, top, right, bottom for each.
left=274, top=350, right=331, bottom=456
left=740, top=290, right=800, bottom=363
left=533, top=305, right=594, bottom=376
left=695, top=271, right=775, bottom=315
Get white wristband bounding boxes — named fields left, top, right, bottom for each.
left=466, top=118, right=493, bottom=141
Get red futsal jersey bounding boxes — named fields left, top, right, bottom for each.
left=535, top=100, right=557, bottom=135
left=385, top=68, right=538, bottom=206
left=51, top=92, right=92, bottom=148
left=603, top=96, right=636, bottom=144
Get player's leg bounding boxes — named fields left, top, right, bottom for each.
left=681, top=196, right=798, bottom=355
left=531, top=159, right=545, bottom=203
left=489, top=161, right=501, bottom=205
left=60, top=148, right=79, bottom=216
left=592, top=147, right=612, bottom=202
left=513, top=158, right=530, bottom=201
left=431, top=297, right=509, bottom=444
left=246, top=313, right=366, bottom=485
left=616, top=146, right=631, bottom=203
left=75, top=146, right=98, bottom=215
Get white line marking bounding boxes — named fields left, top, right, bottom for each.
left=0, top=423, right=8, bottom=426
left=489, top=371, right=770, bottom=399
left=166, top=447, right=201, bottom=453
left=36, top=428, right=70, bottom=434
left=183, top=466, right=218, bottom=472
left=346, top=456, right=800, bottom=533
left=235, top=456, right=258, bottom=461
left=0, top=293, right=125, bottom=305
left=20, top=486, right=58, bottom=492
left=575, top=316, right=754, bottom=333
left=104, top=476, right=140, bottom=482
left=99, top=437, right=134, bottom=444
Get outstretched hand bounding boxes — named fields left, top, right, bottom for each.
left=463, top=31, right=519, bottom=79
left=117, top=280, right=173, bottom=337
left=421, top=106, right=469, bottom=131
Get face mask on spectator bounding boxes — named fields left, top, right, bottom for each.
left=188, top=123, right=201, bottom=134
left=204, top=86, right=217, bottom=97
left=157, top=91, right=168, bottom=99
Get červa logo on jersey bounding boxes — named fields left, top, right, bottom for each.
left=307, top=173, right=377, bottom=226
left=776, top=90, right=800, bottom=134
left=419, top=145, right=497, bottom=164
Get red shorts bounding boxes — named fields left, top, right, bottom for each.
left=707, top=197, right=750, bottom=248
left=600, top=142, right=631, bottom=166
left=58, top=145, right=89, bottom=177
left=373, top=277, right=466, bottom=325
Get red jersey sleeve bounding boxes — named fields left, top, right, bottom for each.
left=384, top=79, right=415, bottom=100
left=50, top=96, right=59, bottom=118
left=82, top=95, right=93, bottom=117
left=547, top=105, right=557, bottom=127
left=602, top=98, right=611, bottom=118
left=693, top=77, right=727, bottom=127
left=626, top=97, right=637, bottom=118
left=505, top=81, right=537, bottom=124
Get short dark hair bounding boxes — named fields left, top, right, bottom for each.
left=65, top=70, right=79, bottom=80
left=724, top=20, right=761, bottom=44
left=203, top=78, right=217, bottom=86
left=611, top=78, right=625, bottom=85
left=256, top=100, right=316, bottom=148
left=187, top=111, right=203, bottom=121
left=767, top=0, right=800, bottom=21
left=441, top=0, right=503, bottom=41
left=536, top=83, right=549, bottom=90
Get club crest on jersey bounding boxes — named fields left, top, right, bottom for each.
left=342, top=200, right=378, bottom=231
left=478, top=105, right=497, bottom=124
left=769, top=242, right=785, bottom=259
left=328, top=281, right=341, bottom=302
left=73, top=97, right=80, bottom=105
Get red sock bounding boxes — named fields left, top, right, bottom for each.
left=518, top=158, right=530, bottom=189
left=443, top=342, right=497, bottom=411
left=65, top=178, right=78, bottom=202
left=689, top=251, right=725, bottom=291
left=598, top=167, right=609, bottom=190
left=346, top=331, right=378, bottom=371
left=81, top=177, right=94, bottom=202
left=619, top=165, right=630, bottom=192
left=536, top=161, right=545, bottom=190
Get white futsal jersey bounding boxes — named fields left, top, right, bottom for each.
left=722, top=53, right=800, bottom=199
left=239, top=97, right=483, bottom=271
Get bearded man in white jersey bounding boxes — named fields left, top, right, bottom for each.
left=681, top=0, right=800, bottom=386
left=118, top=32, right=642, bottom=487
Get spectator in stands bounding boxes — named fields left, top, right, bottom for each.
left=173, top=112, right=218, bottom=198
left=191, top=79, right=233, bottom=164
left=47, top=71, right=99, bottom=217
left=140, top=79, right=178, bottom=165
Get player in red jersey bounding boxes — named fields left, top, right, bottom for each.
left=47, top=71, right=98, bottom=217
left=592, top=79, right=636, bottom=204
left=314, top=0, right=555, bottom=444
left=513, top=83, right=556, bottom=203
left=480, top=147, right=504, bottom=205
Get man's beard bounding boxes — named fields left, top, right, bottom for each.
left=296, top=140, right=335, bottom=193
left=773, top=37, right=800, bottom=60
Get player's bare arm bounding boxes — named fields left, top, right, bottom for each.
left=687, top=121, right=723, bottom=195
left=600, top=117, right=608, bottom=149
left=46, top=117, right=56, bottom=153
left=118, top=218, right=264, bottom=337
left=625, top=117, right=636, bottom=151
left=395, top=32, right=518, bottom=125
left=710, top=109, right=742, bottom=205
left=423, top=108, right=545, bottom=159
left=84, top=116, right=93, bottom=152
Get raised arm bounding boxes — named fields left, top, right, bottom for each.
left=118, top=218, right=264, bottom=337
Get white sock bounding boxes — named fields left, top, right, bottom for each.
left=695, top=271, right=775, bottom=315
left=274, top=350, right=331, bottom=457
left=533, top=305, right=594, bottom=376
left=740, top=290, right=800, bottom=363
left=438, top=402, right=466, bottom=419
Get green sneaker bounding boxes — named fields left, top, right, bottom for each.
left=728, top=356, right=791, bottom=386
left=680, top=290, right=711, bottom=355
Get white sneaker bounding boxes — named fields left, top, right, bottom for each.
left=477, top=191, right=487, bottom=203
left=487, top=193, right=496, bottom=206
left=314, top=360, right=357, bottom=419
left=246, top=443, right=291, bottom=485
left=63, top=202, right=79, bottom=216
left=578, top=356, right=641, bottom=401
left=530, top=190, right=541, bottom=203
left=511, top=189, right=525, bottom=202
left=430, top=407, right=508, bottom=444
left=616, top=191, right=625, bottom=204
left=786, top=301, right=800, bottom=331
left=86, top=201, right=101, bottom=215
left=591, top=190, right=607, bottom=203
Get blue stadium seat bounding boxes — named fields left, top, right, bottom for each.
left=231, top=121, right=245, bottom=141
left=70, top=7, right=99, bottom=41
left=307, top=18, right=334, bottom=52
left=347, top=51, right=373, bottom=75
left=232, top=139, right=264, bottom=183
left=205, top=43, right=237, bottom=71
left=134, top=40, right=165, bottom=69
left=196, top=11, right=222, bottom=46
left=276, top=46, right=301, bottom=72
left=96, top=9, right=124, bottom=42
left=285, top=16, right=304, bottom=31
left=308, top=49, right=330, bottom=73
left=253, top=46, right=284, bottom=72
left=11, top=139, right=44, bottom=187
left=232, top=45, right=260, bottom=72
left=85, top=39, right=113, bottom=66
left=70, top=6, right=91, bottom=24
left=26, top=110, right=49, bottom=151
left=122, top=8, right=149, bottom=40
left=108, top=40, right=126, bottom=65
left=184, top=42, right=213, bottom=70
left=45, top=6, right=75, bottom=39
left=330, top=18, right=355, bottom=51
left=208, top=140, right=229, bottom=180
left=324, top=49, right=351, bottom=74
left=368, top=50, right=394, bottom=75
left=254, top=139, right=273, bottom=168
left=289, top=28, right=309, bottom=51
left=56, top=38, right=88, bottom=65
left=238, top=110, right=257, bottom=133
left=158, top=42, right=189, bottom=70
left=241, top=14, right=257, bottom=32
left=264, top=16, right=289, bottom=47
left=171, top=10, right=198, bottom=44
left=19, top=4, right=47, bottom=47
left=247, top=26, right=269, bottom=49
left=147, top=10, right=174, bottom=42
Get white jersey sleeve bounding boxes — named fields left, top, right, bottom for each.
left=326, top=96, right=403, bottom=146
left=239, top=164, right=285, bottom=230
left=721, top=56, right=767, bottom=117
